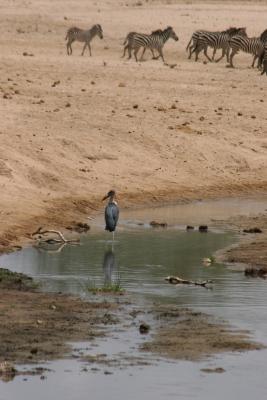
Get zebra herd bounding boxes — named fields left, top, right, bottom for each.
left=64, top=24, right=267, bottom=76
left=187, top=26, right=267, bottom=74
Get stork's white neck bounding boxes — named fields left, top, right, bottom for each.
left=109, top=198, right=117, bottom=205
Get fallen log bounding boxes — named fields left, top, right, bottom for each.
left=32, top=227, right=80, bottom=244
left=165, top=275, right=213, bottom=287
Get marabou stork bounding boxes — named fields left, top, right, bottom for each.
left=102, top=190, right=119, bottom=240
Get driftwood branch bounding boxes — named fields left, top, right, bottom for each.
left=165, top=276, right=213, bottom=287
left=32, top=227, right=80, bottom=244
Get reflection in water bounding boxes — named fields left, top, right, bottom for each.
left=103, top=250, right=116, bottom=286
left=34, top=242, right=67, bottom=254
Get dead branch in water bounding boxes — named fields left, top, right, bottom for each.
left=32, top=227, right=80, bottom=244
left=165, top=275, right=213, bottom=287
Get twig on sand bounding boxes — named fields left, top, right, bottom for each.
left=165, top=275, right=213, bottom=287
left=32, top=227, right=80, bottom=244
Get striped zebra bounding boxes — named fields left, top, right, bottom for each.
left=65, top=24, right=103, bottom=56
left=122, top=31, right=158, bottom=59
left=122, top=32, right=136, bottom=58
left=260, top=43, right=267, bottom=75
left=193, top=27, right=246, bottom=62
left=258, top=29, right=267, bottom=71
left=124, top=26, right=178, bottom=62
left=228, top=35, right=264, bottom=68
left=260, top=29, right=267, bottom=44
left=186, top=30, right=210, bottom=59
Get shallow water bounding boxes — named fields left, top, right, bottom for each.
left=1, top=198, right=267, bottom=399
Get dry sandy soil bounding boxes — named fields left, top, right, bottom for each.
left=0, top=0, right=267, bottom=252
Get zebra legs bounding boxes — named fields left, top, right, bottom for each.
left=228, top=49, right=237, bottom=68
left=211, top=47, right=217, bottom=62
left=66, top=40, right=74, bottom=55
left=134, top=48, right=139, bottom=62
left=216, top=48, right=227, bottom=63
left=140, top=47, right=147, bottom=61
left=122, top=44, right=128, bottom=58
left=203, top=46, right=212, bottom=62
left=226, top=47, right=230, bottom=63
left=188, top=43, right=196, bottom=59
left=81, top=42, right=87, bottom=56
left=151, top=49, right=160, bottom=59
left=193, top=44, right=204, bottom=61
left=261, top=61, right=267, bottom=75
left=251, top=55, right=258, bottom=68
left=188, top=46, right=193, bottom=59
left=127, top=46, right=132, bottom=59
left=158, top=48, right=165, bottom=63
left=81, top=42, right=92, bottom=56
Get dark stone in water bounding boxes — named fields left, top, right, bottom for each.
left=150, top=221, right=167, bottom=228
left=243, top=227, right=262, bottom=234
left=199, top=225, right=208, bottom=232
left=186, top=225, right=194, bottom=230
left=245, top=267, right=267, bottom=278
left=201, top=367, right=225, bottom=374
left=66, top=222, right=90, bottom=233
left=139, top=322, right=150, bottom=334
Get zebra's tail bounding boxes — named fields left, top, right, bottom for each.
left=186, top=37, right=193, bottom=51
left=123, top=34, right=130, bottom=46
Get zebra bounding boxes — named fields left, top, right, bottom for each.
left=125, top=26, right=178, bottom=63
left=122, top=32, right=136, bottom=58
left=186, top=30, right=210, bottom=59
left=65, top=24, right=103, bottom=56
left=258, top=29, right=267, bottom=70
left=122, top=31, right=159, bottom=59
left=259, top=42, right=267, bottom=75
left=228, top=35, right=264, bottom=68
left=192, top=27, right=247, bottom=63
left=260, top=29, right=267, bottom=44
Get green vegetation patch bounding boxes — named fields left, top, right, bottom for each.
left=0, top=268, right=37, bottom=291
left=87, top=281, right=125, bottom=295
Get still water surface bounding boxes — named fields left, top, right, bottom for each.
left=1, top=198, right=267, bottom=399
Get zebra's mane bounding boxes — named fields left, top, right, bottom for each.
left=92, top=24, right=102, bottom=31
left=222, top=27, right=238, bottom=35
left=68, top=26, right=81, bottom=33
left=151, top=29, right=163, bottom=35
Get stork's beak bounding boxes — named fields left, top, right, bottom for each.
left=102, top=194, right=109, bottom=201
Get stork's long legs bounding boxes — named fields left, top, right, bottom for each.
left=112, top=231, right=115, bottom=251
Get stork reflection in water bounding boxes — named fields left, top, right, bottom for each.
left=102, top=190, right=119, bottom=243
left=102, top=249, right=116, bottom=286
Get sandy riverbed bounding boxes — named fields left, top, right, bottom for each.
left=0, top=0, right=267, bottom=252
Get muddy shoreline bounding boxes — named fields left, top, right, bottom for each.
left=0, top=268, right=264, bottom=377
left=0, top=269, right=119, bottom=367
left=215, top=212, right=267, bottom=272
